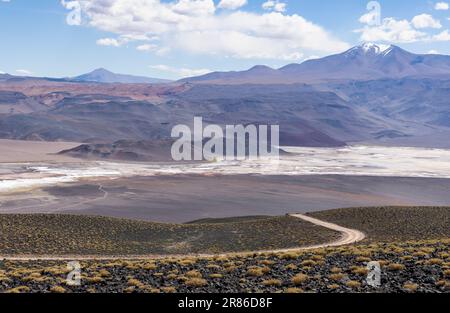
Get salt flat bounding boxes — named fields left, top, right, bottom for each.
left=1, top=145, right=450, bottom=222
left=2, top=145, right=450, bottom=194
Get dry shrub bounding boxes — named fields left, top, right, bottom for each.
left=262, top=279, right=282, bottom=287
left=185, top=278, right=208, bottom=287
left=345, top=280, right=361, bottom=289
left=292, top=274, right=309, bottom=285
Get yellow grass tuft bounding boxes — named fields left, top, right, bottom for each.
left=403, top=283, right=418, bottom=293
left=284, top=287, right=304, bottom=293
left=161, top=287, right=177, bottom=293
left=185, top=270, right=203, bottom=278
left=329, top=273, right=346, bottom=281
left=292, top=273, right=309, bottom=285
left=345, top=280, right=361, bottom=289
left=388, top=263, right=405, bottom=271
left=427, top=258, right=443, bottom=265
left=301, top=260, right=316, bottom=267
left=352, top=267, right=369, bottom=276
left=262, top=279, right=282, bottom=287
left=330, top=267, right=342, bottom=273
left=50, top=286, right=66, bottom=293
left=6, top=286, right=31, bottom=293
left=127, top=278, right=144, bottom=288
left=185, top=278, right=208, bottom=287
left=209, top=274, right=223, bottom=279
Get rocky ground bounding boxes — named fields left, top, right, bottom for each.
left=1, top=239, right=448, bottom=293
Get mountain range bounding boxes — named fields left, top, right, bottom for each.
left=181, top=43, right=450, bottom=84
left=2, top=43, right=450, bottom=85
left=1, top=43, right=450, bottom=154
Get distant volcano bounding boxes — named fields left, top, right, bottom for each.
left=72, top=68, right=172, bottom=84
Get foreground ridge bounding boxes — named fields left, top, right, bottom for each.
left=0, top=214, right=365, bottom=261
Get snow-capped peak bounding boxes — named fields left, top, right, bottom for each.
left=343, top=43, right=397, bottom=59
left=360, top=43, right=393, bottom=54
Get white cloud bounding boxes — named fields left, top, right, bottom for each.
left=136, top=44, right=158, bottom=52
left=411, top=14, right=442, bottom=29
left=356, top=7, right=450, bottom=45
left=433, top=29, right=450, bottom=41
left=172, top=0, right=215, bottom=16
left=15, top=69, right=33, bottom=76
left=96, top=38, right=122, bottom=47
left=149, top=64, right=211, bottom=78
left=0, top=70, right=5, bottom=74
left=73, top=0, right=348, bottom=61
left=427, top=49, right=439, bottom=54
left=218, top=0, right=247, bottom=10
left=356, top=17, right=428, bottom=43
left=435, top=2, right=449, bottom=10
left=262, top=1, right=286, bottom=13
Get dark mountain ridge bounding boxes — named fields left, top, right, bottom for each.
left=1, top=44, right=450, bottom=149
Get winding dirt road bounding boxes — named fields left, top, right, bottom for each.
left=0, top=213, right=366, bottom=261
left=289, top=214, right=366, bottom=248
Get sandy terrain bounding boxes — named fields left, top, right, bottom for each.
left=1, top=174, right=450, bottom=223
left=0, top=139, right=81, bottom=163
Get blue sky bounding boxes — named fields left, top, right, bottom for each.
left=1, top=0, right=450, bottom=79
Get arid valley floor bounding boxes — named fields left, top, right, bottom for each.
left=3, top=140, right=450, bottom=222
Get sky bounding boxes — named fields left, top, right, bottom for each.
left=0, top=0, right=450, bottom=79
